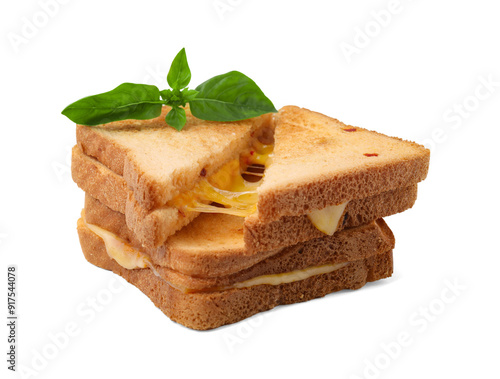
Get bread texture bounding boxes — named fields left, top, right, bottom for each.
left=257, top=106, right=430, bottom=221
left=75, top=146, right=415, bottom=251
left=83, top=194, right=395, bottom=278
left=72, top=146, right=128, bottom=214
left=245, top=184, right=417, bottom=252
left=76, top=106, right=273, bottom=210
left=78, top=217, right=394, bottom=330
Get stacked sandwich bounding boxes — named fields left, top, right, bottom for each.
left=72, top=105, right=430, bottom=330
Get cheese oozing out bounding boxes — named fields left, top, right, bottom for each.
left=231, top=262, right=348, bottom=289
left=84, top=218, right=151, bottom=270
left=83, top=217, right=349, bottom=293
left=307, top=202, right=349, bottom=236
left=168, top=140, right=273, bottom=217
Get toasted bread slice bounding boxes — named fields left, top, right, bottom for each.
left=75, top=146, right=415, bottom=252
left=257, top=106, right=430, bottom=221
left=76, top=106, right=273, bottom=210
left=82, top=194, right=395, bottom=278
left=78, top=215, right=394, bottom=330
left=74, top=105, right=273, bottom=245
left=244, top=184, right=416, bottom=252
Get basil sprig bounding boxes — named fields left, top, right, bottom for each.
left=62, top=48, right=277, bottom=131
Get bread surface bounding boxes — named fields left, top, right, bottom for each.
left=76, top=106, right=273, bottom=210
left=257, top=106, right=430, bottom=221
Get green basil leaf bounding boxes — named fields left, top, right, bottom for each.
left=181, top=88, right=199, bottom=103
left=167, top=48, right=191, bottom=90
left=165, top=107, right=186, bottom=131
left=189, top=71, right=277, bottom=122
left=160, top=89, right=173, bottom=102
left=61, top=83, right=163, bottom=125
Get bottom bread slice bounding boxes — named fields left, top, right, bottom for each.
left=79, top=224, right=393, bottom=330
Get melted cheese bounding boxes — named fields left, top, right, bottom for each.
left=84, top=219, right=150, bottom=270
left=169, top=141, right=273, bottom=217
left=231, top=262, right=348, bottom=289
left=307, top=202, right=349, bottom=236
left=83, top=218, right=348, bottom=293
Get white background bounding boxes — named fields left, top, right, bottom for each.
left=1, top=1, right=499, bottom=378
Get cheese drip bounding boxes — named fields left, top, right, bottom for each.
left=169, top=141, right=273, bottom=217
left=307, top=202, right=349, bottom=236
left=83, top=218, right=150, bottom=270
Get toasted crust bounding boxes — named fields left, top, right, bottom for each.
left=78, top=215, right=393, bottom=290
left=78, top=220, right=393, bottom=330
left=76, top=146, right=414, bottom=251
left=245, top=184, right=416, bottom=252
left=76, top=106, right=273, bottom=210
left=256, top=106, right=430, bottom=221
left=72, top=146, right=128, bottom=214
left=83, top=194, right=395, bottom=278
left=124, top=193, right=198, bottom=248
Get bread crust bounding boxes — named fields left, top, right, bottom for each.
left=72, top=146, right=128, bottom=214
left=245, top=184, right=417, bottom=252
left=256, top=106, right=430, bottom=221
left=78, top=216, right=393, bottom=290
left=78, top=220, right=393, bottom=330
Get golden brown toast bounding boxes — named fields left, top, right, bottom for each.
left=257, top=106, right=430, bottom=221
left=78, top=213, right=394, bottom=330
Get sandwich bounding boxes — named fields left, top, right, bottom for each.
left=72, top=105, right=429, bottom=330
left=74, top=106, right=428, bottom=250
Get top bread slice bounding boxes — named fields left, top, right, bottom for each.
left=76, top=105, right=273, bottom=211
left=256, top=106, right=430, bottom=221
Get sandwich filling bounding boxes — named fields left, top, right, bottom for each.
left=168, top=140, right=273, bottom=217
left=82, top=216, right=348, bottom=294
left=307, top=202, right=349, bottom=236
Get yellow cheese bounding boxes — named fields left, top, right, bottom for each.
left=84, top=219, right=150, bottom=270
left=169, top=141, right=274, bottom=217
left=307, top=202, right=349, bottom=236
left=231, top=262, right=348, bottom=289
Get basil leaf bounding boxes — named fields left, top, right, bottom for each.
left=165, top=107, right=186, bottom=131
left=181, top=88, right=199, bottom=103
left=160, top=89, right=173, bottom=102
left=167, top=48, right=191, bottom=90
left=61, top=83, right=163, bottom=126
left=190, top=71, right=277, bottom=122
